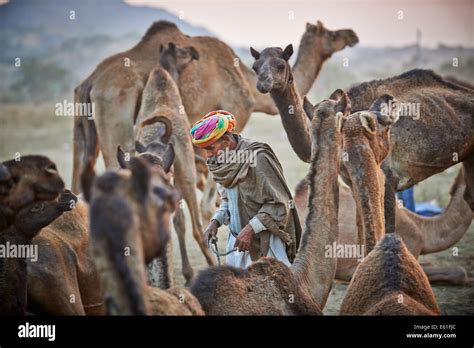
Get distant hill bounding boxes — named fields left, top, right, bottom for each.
left=0, top=0, right=472, bottom=104
left=0, top=0, right=215, bottom=61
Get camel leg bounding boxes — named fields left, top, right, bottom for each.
left=173, top=147, right=216, bottom=267
left=422, top=265, right=468, bottom=286
left=200, top=173, right=218, bottom=224
left=173, top=206, right=194, bottom=285
left=462, top=155, right=474, bottom=211
left=381, top=162, right=398, bottom=234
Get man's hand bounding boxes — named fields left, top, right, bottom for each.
left=234, top=224, right=255, bottom=252
left=204, top=219, right=220, bottom=244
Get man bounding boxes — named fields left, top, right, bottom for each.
left=190, top=110, right=301, bottom=268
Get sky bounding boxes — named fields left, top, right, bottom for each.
left=125, top=0, right=474, bottom=48
left=0, top=0, right=472, bottom=48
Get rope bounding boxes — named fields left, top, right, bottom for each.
left=208, top=238, right=237, bottom=265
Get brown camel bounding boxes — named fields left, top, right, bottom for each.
left=0, top=156, right=104, bottom=315
left=252, top=65, right=474, bottom=234
left=159, top=41, right=221, bottom=230
left=130, top=63, right=216, bottom=284
left=82, top=157, right=203, bottom=315
left=0, top=191, right=76, bottom=315
left=339, top=101, right=440, bottom=315
left=71, top=20, right=358, bottom=192
left=189, top=94, right=348, bottom=315
left=294, top=170, right=471, bottom=285
left=250, top=44, right=313, bottom=162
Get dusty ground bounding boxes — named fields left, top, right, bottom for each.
left=1, top=105, right=473, bottom=315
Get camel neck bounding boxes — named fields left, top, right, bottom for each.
left=343, top=144, right=385, bottom=253
left=292, top=41, right=326, bottom=96
left=270, top=79, right=312, bottom=163
left=291, top=122, right=340, bottom=309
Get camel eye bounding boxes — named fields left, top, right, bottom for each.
left=277, top=63, right=285, bottom=71
left=252, top=63, right=259, bottom=73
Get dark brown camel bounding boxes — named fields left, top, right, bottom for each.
left=82, top=157, right=203, bottom=315
left=0, top=156, right=104, bottom=315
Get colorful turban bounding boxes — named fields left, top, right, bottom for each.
left=190, top=110, right=236, bottom=148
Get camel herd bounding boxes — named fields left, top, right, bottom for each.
left=1, top=19, right=473, bottom=316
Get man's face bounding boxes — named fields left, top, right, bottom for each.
left=204, top=135, right=232, bottom=158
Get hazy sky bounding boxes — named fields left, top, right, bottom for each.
left=126, top=0, right=474, bottom=48
left=0, top=0, right=472, bottom=47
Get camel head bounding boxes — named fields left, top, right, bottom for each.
left=159, top=42, right=199, bottom=82
left=343, top=94, right=400, bottom=166
left=303, top=20, right=359, bottom=58
left=81, top=156, right=178, bottom=315
left=341, top=94, right=400, bottom=253
left=117, top=115, right=175, bottom=175
left=303, top=89, right=351, bottom=139
left=250, top=44, right=294, bottom=93
left=1, top=156, right=65, bottom=211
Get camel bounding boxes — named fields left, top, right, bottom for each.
left=0, top=192, right=76, bottom=315
left=189, top=94, right=348, bottom=315
left=126, top=62, right=216, bottom=284
left=0, top=156, right=104, bottom=315
left=339, top=98, right=440, bottom=315
left=251, top=62, right=474, bottom=234
left=294, top=170, right=471, bottom=285
left=71, top=20, right=358, bottom=192
left=250, top=44, right=313, bottom=162
left=81, top=156, right=203, bottom=315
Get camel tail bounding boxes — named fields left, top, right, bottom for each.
left=408, top=169, right=473, bottom=254
left=72, top=80, right=99, bottom=191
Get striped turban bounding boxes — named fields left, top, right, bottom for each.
left=190, top=110, right=236, bottom=148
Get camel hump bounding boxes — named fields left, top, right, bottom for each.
left=399, top=69, right=470, bottom=91
left=142, top=21, right=180, bottom=39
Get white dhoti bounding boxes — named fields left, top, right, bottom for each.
left=225, top=232, right=291, bottom=268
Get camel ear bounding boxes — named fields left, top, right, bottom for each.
left=162, top=143, right=175, bottom=173
left=117, top=145, right=130, bottom=169
left=329, top=89, right=352, bottom=115
left=316, top=20, right=324, bottom=34
left=306, top=22, right=314, bottom=31
left=281, top=44, right=294, bottom=61
left=250, top=47, right=260, bottom=60
left=188, top=46, right=200, bottom=61
left=369, top=94, right=400, bottom=126
left=80, top=160, right=96, bottom=203
left=335, top=112, right=345, bottom=132
left=129, top=157, right=151, bottom=202
left=135, top=141, right=146, bottom=154
left=303, top=96, right=314, bottom=120
left=359, top=112, right=377, bottom=134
